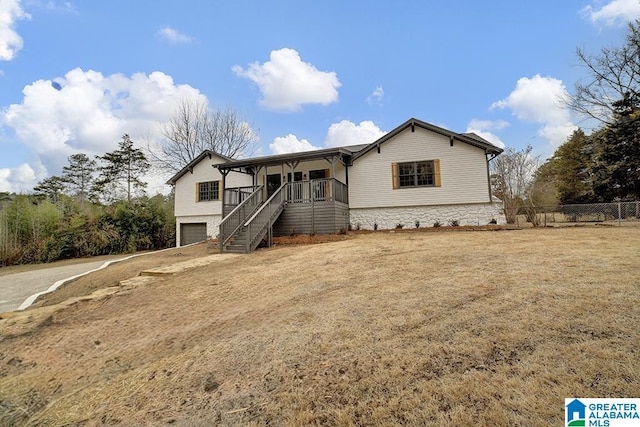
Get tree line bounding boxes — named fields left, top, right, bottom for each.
left=1, top=104, right=257, bottom=266
left=0, top=135, right=174, bottom=266
left=492, top=21, right=640, bottom=225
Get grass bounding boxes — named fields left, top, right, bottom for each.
left=0, top=227, right=639, bottom=426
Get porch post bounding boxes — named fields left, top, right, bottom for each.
left=324, top=155, right=339, bottom=178
left=219, top=167, right=230, bottom=215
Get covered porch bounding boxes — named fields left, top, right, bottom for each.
left=216, top=146, right=359, bottom=238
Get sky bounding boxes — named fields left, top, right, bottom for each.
left=1, top=0, right=639, bottom=194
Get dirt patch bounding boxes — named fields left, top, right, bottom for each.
left=0, top=227, right=638, bottom=426
left=272, top=233, right=351, bottom=246
left=28, top=243, right=212, bottom=308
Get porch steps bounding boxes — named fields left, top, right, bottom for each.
left=220, top=183, right=287, bottom=254
left=223, top=234, right=250, bottom=254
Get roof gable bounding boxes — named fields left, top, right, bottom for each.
left=351, top=118, right=503, bottom=161
left=166, top=150, right=233, bottom=185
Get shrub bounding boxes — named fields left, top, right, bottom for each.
left=489, top=218, right=497, bottom=224
left=433, top=220, right=442, bottom=228
left=395, top=223, right=404, bottom=229
left=449, top=219, right=460, bottom=227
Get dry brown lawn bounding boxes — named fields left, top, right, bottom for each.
left=0, top=227, right=639, bottom=426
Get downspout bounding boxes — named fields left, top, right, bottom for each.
left=486, top=152, right=499, bottom=203
left=345, top=156, right=349, bottom=186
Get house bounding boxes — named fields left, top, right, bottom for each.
left=167, top=118, right=505, bottom=251
left=168, top=150, right=253, bottom=246
left=566, top=399, right=586, bottom=424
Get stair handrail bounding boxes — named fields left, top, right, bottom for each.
left=219, top=185, right=264, bottom=250
left=243, top=183, right=287, bottom=252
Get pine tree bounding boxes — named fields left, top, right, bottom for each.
left=594, top=93, right=640, bottom=201
left=548, top=129, right=597, bottom=204
left=61, top=153, right=97, bottom=203
left=33, top=176, right=66, bottom=203
left=94, top=134, right=151, bottom=203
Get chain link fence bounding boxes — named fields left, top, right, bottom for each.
left=513, top=201, right=640, bottom=227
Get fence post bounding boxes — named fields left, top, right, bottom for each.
left=618, top=202, right=622, bottom=226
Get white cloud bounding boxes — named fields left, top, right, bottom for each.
left=468, top=119, right=509, bottom=131
left=269, top=119, right=385, bottom=155
left=0, top=0, right=31, bottom=61
left=157, top=26, right=192, bottom=44
left=269, top=134, right=320, bottom=154
left=491, top=74, right=577, bottom=148
left=324, top=120, right=386, bottom=147
left=0, top=162, right=46, bottom=192
left=465, top=119, right=508, bottom=148
left=465, top=129, right=506, bottom=149
left=40, top=1, right=77, bottom=14
left=366, top=86, right=384, bottom=105
left=232, top=48, right=341, bottom=111
left=582, top=0, right=640, bottom=26
left=1, top=67, right=205, bottom=192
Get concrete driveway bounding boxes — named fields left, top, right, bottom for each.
left=0, top=259, right=121, bottom=314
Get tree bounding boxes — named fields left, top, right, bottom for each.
left=491, top=145, right=540, bottom=224
left=539, top=129, right=597, bottom=205
left=62, top=153, right=97, bottom=203
left=592, top=93, right=640, bottom=201
left=33, top=176, right=66, bottom=203
left=148, top=98, right=258, bottom=173
left=528, top=160, right=560, bottom=208
left=94, top=134, right=150, bottom=203
left=568, top=20, right=640, bottom=125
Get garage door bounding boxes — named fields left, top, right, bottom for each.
left=180, top=223, right=207, bottom=246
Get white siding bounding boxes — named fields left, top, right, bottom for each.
left=174, top=154, right=252, bottom=217
left=348, top=127, right=491, bottom=209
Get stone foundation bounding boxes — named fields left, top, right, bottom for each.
left=349, top=203, right=506, bottom=230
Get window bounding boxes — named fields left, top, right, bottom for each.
left=392, top=160, right=441, bottom=189
left=197, top=181, right=219, bottom=201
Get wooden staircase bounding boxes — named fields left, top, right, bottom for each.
left=219, top=183, right=287, bottom=254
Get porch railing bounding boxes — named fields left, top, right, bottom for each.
left=224, top=185, right=260, bottom=216
left=286, top=178, right=348, bottom=204
left=243, top=183, right=287, bottom=252
left=219, top=185, right=263, bottom=250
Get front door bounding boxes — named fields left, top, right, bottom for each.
left=309, top=169, right=329, bottom=200
left=266, top=174, right=281, bottom=198
left=287, top=171, right=303, bottom=201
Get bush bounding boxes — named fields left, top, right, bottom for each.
left=395, top=223, right=404, bottom=229
left=449, top=219, right=460, bottom=227
left=433, top=220, right=442, bottom=228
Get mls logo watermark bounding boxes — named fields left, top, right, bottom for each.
left=566, top=398, right=640, bottom=427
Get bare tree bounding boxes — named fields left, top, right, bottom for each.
left=148, top=99, right=258, bottom=174
left=567, top=20, right=640, bottom=125
left=491, top=146, right=541, bottom=225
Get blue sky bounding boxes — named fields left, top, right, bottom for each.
left=1, top=0, right=639, bottom=193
